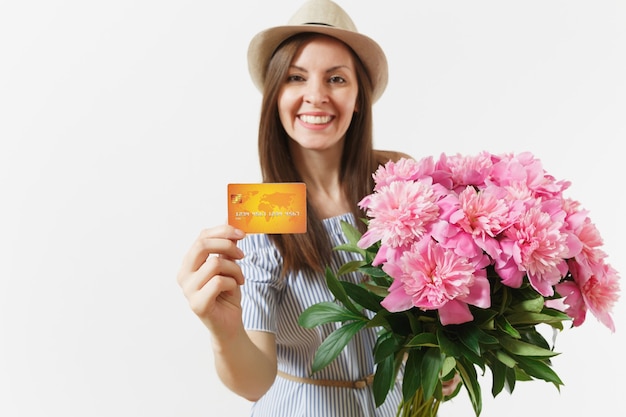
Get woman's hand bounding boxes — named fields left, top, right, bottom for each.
left=442, top=371, right=462, bottom=397
left=176, top=225, right=246, bottom=339
left=177, top=225, right=278, bottom=400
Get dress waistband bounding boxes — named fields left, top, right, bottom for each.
left=276, top=370, right=374, bottom=389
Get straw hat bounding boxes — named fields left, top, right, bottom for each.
left=247, top=0, right=388, bottom=103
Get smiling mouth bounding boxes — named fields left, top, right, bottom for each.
left=299, top=114, right=333, bottom=124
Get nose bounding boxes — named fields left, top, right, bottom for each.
left=304, top=78, right=329, bottom=105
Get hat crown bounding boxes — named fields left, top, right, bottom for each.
left=288, top=0, right=357, bottom=32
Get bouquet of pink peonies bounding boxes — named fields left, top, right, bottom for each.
left=299, top=151, right=620, bottom=417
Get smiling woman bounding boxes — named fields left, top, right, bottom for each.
left=2, top=0, right=623, bottom=417
left=175, top=0, right=417, bottom=416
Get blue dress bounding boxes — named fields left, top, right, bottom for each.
left=238, top=213, right=403, bottom=416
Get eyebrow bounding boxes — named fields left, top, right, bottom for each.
left=288, top=64, right=352, bottom=73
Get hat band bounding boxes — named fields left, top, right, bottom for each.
left=303, top=22, right=334, bottom=27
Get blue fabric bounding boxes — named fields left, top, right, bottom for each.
left=238, top=213, right=402, bottom=417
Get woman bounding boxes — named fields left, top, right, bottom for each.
left=177, top=1, right=439, bottom=415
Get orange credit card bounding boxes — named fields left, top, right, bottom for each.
left=227, top=183, right=307, bottom=234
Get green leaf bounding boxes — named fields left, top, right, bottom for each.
left=457, top=326, right=481, bottom=356
left=489, top=359, right=507, bottom=397
left=323, top=267, right=361, bottom=315
left=494, top=349, right=518, bottom=368
left=513, top=367, right=533, bottom=382
left=359, top=265, right=390, bottom=278
left=456, top=357, right=482, bottom=416
left=541, top=307, right=571, bottom=320
left=336, top=260, right=366, bottom=276
left=470, top=308, right=498, bottom=328
left=509, top=295, right=545, bottom=313
left=366, top=310, right=392, bottom=328
left=514, top=355, right=564, bottom=386
left=506, top=311, right=569, bottom=326
left=374, top=331, right=402, bottom=364
left=406, top=332, right=439, bottom=348
left=407, top=313, right=424, bottom=335
left=499, top=336, right=560, bottom=358
left=456, top=324, right=497, bottom=355
left=519, top=328, right=551, bottom=351
left=455, top=339, right=484, bottom=368
left=339, top=219, right=363, bottom=247
left=298, top=302, right=365, bottom=328
left=311, top=321, right=367, bottom=373
left=385, top=312, right=413, bottom=336
left=437, top=330, right=462, bottom=357
left=362, top=281, right=391, bottom=297
left=334, top=243, right=365, bottom=255
left=495, top=315, right=521, bottom=338
left=402, top=349, right=423, bottom=401
left=441, top=356, right=456, bottom=378
left=340, top=281, right=383, bottom=313
left=421, top=348, right=443, bottom=401
left=367, top=269, right=393, bottom=286
left=373, top=353, right=396, bottom=406
left=506, top=366, right=519, bottom=392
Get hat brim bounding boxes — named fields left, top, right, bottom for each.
left=247, top=24, right=388, bottom=103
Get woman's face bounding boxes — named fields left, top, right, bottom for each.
left=277, top=35, right=359, bottom=153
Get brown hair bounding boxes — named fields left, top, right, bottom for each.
left=258, top=33, right=379, bottom=275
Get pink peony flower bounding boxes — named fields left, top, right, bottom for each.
left=572, top=218, right=607, bottom=271
left=498, top=203, right=569, bottom=296
left=582, top=262, right=620, bottom=332
left=490, top=152, right=570, bottom=199
left=357, top=179, right=442, bottom=250
left=372, top=156, right=434, bottom=191
left=381, top=239, right=491, bottom=325
left=550, top=259, right=620, bottom=332
left=449, top=185, right=511, bottom=240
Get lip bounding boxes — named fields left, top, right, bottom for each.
left=297, top=112, right=335, bottom=128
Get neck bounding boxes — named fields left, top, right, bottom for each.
left=290, top=145, right=351, bottom=218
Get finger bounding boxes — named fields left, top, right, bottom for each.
left=188, top=274, right=242, bottom=318
left=178, top=226, right=246, bottom=280
left=442, top=372, right=462, bottom=396
left=199, top=224, right=246, bottom=241
left=202, top=255, right=245, bottom=286
left=183, top=255, right=245, bottom=295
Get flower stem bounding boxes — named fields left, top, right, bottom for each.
left=396, top=387, right=441, bottom=417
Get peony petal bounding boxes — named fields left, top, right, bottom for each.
left=462, top=275, right=491, bottom=309
left=438, top=300, right=473, bottom=325
left=495, top=256, right=524, bottom=288
left=357, top=230, right=380, bottom=249
left=553, top=281, right=587, bottom=327
left=527, top=271, right=558, bottom=297
left=381, top=283, right=414, bottom=312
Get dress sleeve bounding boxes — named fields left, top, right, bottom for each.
left=237, top=234, right=285, bottom=333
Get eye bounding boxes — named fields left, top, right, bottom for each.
left=286, top=74, right=305, bottom=83
left=329, top=75, right=346, bottom=84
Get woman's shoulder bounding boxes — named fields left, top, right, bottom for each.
left=373, top=149, right=413, bottom=165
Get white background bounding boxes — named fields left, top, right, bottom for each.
left=1, top=1, right=624, bottom=416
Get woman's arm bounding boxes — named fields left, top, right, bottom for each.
left=176, top=225, right=278, bottom=401
left=211, top=329, right=277, bottom=401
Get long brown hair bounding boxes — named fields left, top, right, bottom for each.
left=258, top=33, right=379, bottom=275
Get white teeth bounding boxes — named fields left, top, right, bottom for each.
left=299, top=115, right=332, bottom=124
